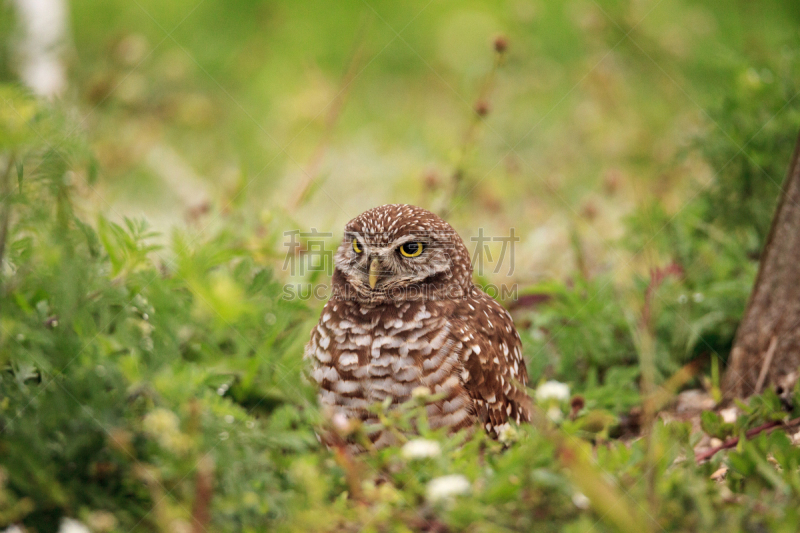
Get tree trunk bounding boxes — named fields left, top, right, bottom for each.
left=723, top=129, right=800, bottom=400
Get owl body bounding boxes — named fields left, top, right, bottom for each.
left=306, top=204, right=530, bottom=450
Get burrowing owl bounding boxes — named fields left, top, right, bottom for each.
left=306, top=204, right=530, bottom=450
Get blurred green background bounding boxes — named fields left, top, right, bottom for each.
left=7, top=0, right=800, bottom=282
left=3, top=1, right=800, bottom=531
left=30, top=0, right=800, bottom=380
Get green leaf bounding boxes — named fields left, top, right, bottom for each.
left=700, top=410, right=735, bottom=440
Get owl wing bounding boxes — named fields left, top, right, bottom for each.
left=451, top=291, right=531, bottom=435
left=304, top=300, right=343, bottom=413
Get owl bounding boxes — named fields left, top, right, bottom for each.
left=305, top=204, right=530, bottom=451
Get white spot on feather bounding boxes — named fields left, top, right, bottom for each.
left=338, top=353, right=358, bottom=366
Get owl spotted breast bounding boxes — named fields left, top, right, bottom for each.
left=305, top=204, right=531, bottom=451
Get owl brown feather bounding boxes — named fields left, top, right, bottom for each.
left=305, top=204, right=531, bottom=451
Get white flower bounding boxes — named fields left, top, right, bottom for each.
left=572, top=492, right=591, bottom=509
left=401, top=439, right=441, bottom=459
left=719, top=407, right=738, bottom=424
left=58, top=519, right=90, bottom=533
left=497, top=423, right=517, bottom=444
left=426, top=474, right=470, bottom=502
left=536, top=380, right=570, bottom=402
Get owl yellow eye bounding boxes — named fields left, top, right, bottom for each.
left=399, top=242, right=424, bottom=257
left=352, top=238, right=363, bottom=254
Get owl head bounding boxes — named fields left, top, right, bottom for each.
left=332, top=204, right=473, bottom=302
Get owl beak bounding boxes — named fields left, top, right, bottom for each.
left=368, top=257, right=381, bottom=289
